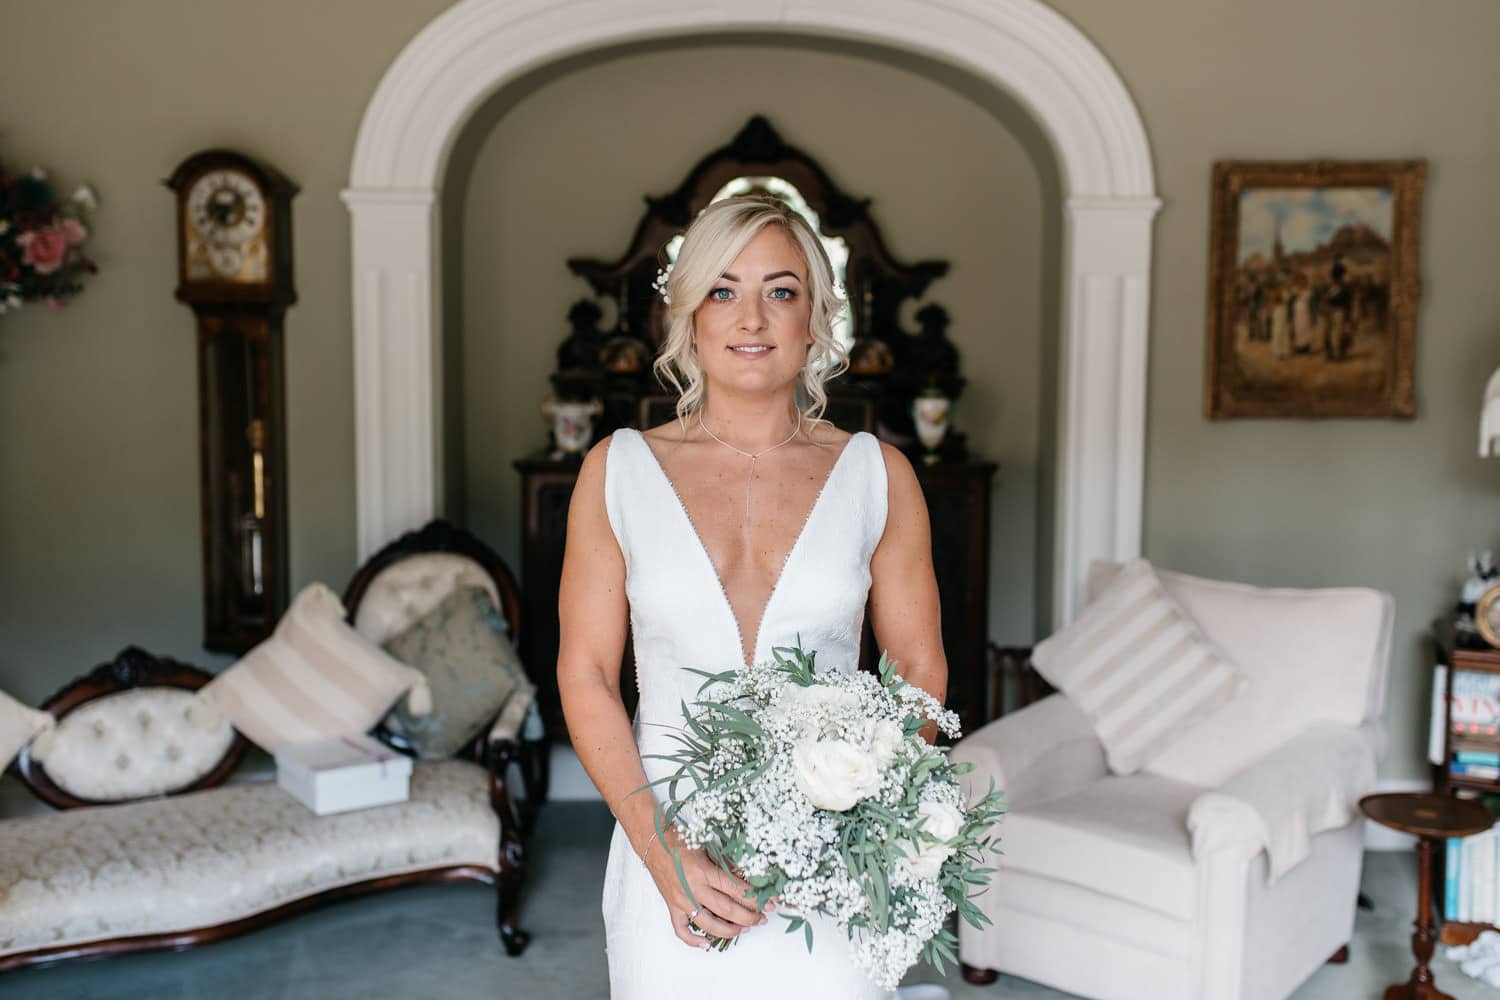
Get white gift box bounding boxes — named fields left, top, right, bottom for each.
left=274, top=734, right=413, bottom=815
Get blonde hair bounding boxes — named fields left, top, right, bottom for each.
left=652, top=195, right=848, bottom=426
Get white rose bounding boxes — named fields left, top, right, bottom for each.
left=792, top=738, right=882, bottom=812
left=863, top=719, right=905, bottom=766
left=899, top=801, right=965, bottom=879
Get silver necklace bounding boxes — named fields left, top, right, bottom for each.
left=697, top=408, right=803, bottom=526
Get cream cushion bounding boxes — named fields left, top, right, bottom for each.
left=1033, top=559, right=1245, bottom=774
left=0, top=760, right=495, bottom=959
left=0, top=689, right=53, bottom=772
left=37, top=688, right=236, bottom=801
left=999, top=771, right=1206, bottom=921
left=197, top=583, right=429, bottom=753
left=1086, top=561, right=1394, bottom=786
left=352, top=553, right=504, bottom=646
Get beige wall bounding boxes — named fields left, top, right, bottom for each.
left=2, top=1, right=1497, bottom=783
left=1046, top=0, right=1500, bottom=778
left=0, top=0, right=453, bottom=701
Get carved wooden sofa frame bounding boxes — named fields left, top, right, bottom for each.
left=0, top=520, right=545, bottom=972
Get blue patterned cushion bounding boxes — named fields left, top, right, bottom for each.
left=380, top=586, right=526, bottom=760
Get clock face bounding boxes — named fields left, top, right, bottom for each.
left=185, top=169, right=268, bottom=283
left=1478, top=584, right=1500, bottom=649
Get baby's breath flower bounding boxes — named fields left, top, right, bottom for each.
left=644, top=641, right=1006, bottom=989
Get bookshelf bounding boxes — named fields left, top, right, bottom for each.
left=1437, top=643, right=1500, bottom=945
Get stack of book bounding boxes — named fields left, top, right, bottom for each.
left=1450, top=670, right=1500, bottom=782
left=1447, top=819, right=1500, bottom=923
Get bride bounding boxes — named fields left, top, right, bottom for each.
left=557, top=195, right=947, bottom=998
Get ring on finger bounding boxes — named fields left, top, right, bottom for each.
left=686, top=906, right=706, bottom=935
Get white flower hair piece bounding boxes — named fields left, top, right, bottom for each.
left=651, top=262, right=673, bottom=305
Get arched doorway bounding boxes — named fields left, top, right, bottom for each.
left=343, top=0, right=1160, bottom=627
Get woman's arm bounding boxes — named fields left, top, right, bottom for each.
left=556, top=437, right=642, bottom=842
left=556, top=436, right=762, bottom=947
left=867, top=441, right=948, bottom=739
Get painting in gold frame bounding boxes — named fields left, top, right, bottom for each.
left=1205, top=159, right=1425, bottom=419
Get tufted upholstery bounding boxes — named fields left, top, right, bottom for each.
left=351, top=553, right=504, bottom=646
left=38, top=688, right=236, bottom=802
left=0, top=760, right=496, bottom=959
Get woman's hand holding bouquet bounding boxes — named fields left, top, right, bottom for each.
left=638, top=641, right=1006, bottom=989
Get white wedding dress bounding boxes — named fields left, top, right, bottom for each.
left=600, top=426, right=893, bottom=1000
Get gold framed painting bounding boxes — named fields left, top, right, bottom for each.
left=1205, top=159, right=1425, bottom=419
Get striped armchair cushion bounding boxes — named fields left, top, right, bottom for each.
left=1032, top=559, right=1246, bottom=774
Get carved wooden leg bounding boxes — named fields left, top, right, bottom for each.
left=1327, top=944, right=1350, bottom=964
left=497, top=834, right=530, bottom=956
left=1381, top=837, right=1455, bottom=1000
left=489, top=745, right=531, bottom=956
left=961, top=963, right=998, bottom=985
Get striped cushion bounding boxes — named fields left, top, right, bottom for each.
left=1032, top=559, right=1246, bottom=774
left=197, top=583, right=428, bottom=753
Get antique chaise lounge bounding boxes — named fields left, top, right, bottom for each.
left=0, top=520, right=546, bottom=971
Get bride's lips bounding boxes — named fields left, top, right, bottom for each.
left=727, top=343, right=775, bottom=359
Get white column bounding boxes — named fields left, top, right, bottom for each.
left=340, top=189, right=443, bottom=559
left=1054, top=196, right=1161, bottom=627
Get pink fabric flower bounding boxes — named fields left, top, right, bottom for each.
left=16, top=226, right=67, bottom=275
left=58, top=217, right=88, bottom=247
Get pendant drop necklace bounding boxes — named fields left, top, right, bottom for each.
left=697, top=407, right=803, bottom=527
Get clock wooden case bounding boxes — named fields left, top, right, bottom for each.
left=166, top=150, right=298, bottom=654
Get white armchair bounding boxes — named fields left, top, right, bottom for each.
left=953, top=563, right=1395, bottom=1000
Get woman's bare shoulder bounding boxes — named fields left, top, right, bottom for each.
left=573, top=433, right=617, bottom=497
left=872, top=438, right=922, bottom=505
left=807, top=419, right=853, bottom=453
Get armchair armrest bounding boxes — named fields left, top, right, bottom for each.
left=1186, top=722, right=1379, bottom=884
left=487, top=682, right=539, bottom=747
left=950, top=693, right=1107, bottom=811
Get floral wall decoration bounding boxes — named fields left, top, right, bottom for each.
left=0, top=160, right=98, bottom=316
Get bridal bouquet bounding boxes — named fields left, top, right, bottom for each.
left=646, top=642, right=1006, bottom=990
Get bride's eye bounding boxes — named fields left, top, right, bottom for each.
left=768, top=287, right=797, bottom=301
left=709, top=287, right=734, bottom=302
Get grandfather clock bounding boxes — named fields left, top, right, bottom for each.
left=166, top=150, right=298, bottom=653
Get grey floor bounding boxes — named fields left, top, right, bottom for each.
left=2, top=802, right=1491, bottom=1000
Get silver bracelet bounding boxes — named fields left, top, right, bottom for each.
left=640, top=829, right=662, bottom=864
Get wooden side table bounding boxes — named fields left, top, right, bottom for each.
left=1360, top=792, right=1494, bottom=1000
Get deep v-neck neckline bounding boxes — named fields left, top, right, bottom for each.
left=634, top=428, right=862, bottom=668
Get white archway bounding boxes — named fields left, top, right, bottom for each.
left=343, top=0, right=1160, bottom=628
